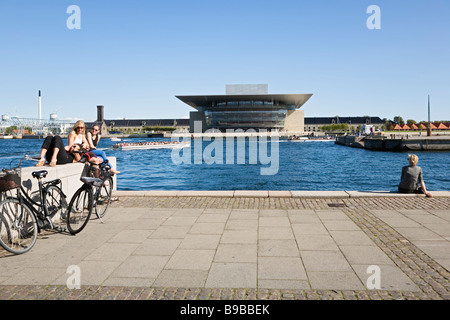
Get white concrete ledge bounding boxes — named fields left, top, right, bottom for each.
left=13, top=157, right=117, bottom=202
left=111, top=189, right=450, bottom=198
left=234, top=190, right=269, bottom=198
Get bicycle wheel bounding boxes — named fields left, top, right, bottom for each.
left=66, top=186, right=93, bottom=235
left=43, top=184, right=68, bottom=224
left=0, top=198, right=38, bottom=254
left=95, top=176, right=113, bottom=219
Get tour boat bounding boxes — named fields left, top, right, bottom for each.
left=113, top=141, right=190, bottom=150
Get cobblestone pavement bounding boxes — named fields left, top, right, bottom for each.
left=1, top=196, right=449, bottom=300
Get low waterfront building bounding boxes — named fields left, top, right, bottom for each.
left=85, top=105, right=189, bottom=135
left=176, top=84, right=313, bottom=133
left=304, top=116, right=386, bottom=133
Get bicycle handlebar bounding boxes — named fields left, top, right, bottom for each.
left=16, top=155, right=39, bottom=168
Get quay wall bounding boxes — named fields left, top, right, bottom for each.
left=336, top=135, right=450, bottom=151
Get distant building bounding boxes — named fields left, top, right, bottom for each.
left=176, top=84, right=313, bottom=133
left=86, top=104, right=386, bottom=136
left=304, top=116, right=385, bottom=133
left=85, top=105, right=190, bottom=135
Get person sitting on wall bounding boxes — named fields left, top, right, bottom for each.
left=82, top=150, right=120, bottom=174
left=87, top=123, right=101, bottom=150
left=398, top=154, right=432, bottom=197
left=85, top=123, right=120, bottom=174
left=35, top=120, right=89, bottom=166
left=35, top=135, right=81, bottom=167
left=68, top=120, right=89, bottom=151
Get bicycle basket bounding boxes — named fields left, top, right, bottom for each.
left=81, top=163, right=107, bottom=180
left=0, top=168, right=21, bottom=192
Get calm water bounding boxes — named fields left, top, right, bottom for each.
left=1, top=137, right=449, bottom=191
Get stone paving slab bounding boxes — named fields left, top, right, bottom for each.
left=0, top=194, right=449, bottom=300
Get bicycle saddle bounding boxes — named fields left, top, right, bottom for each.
left=32, top=170, right=48, bottom=179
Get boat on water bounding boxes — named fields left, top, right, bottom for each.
left=289, top=136, right=335, bottom=142
left=111, top=137, right=122, bottom=142
left=113, top=141, right=190, bottom=150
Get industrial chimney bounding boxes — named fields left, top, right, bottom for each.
left=38, top=90, right=42, bottom=120
left=97, top=105, right=104, bottom=122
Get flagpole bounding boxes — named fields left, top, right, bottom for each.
left=427, top=95, right=431, bottom=136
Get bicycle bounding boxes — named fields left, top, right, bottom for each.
left=66, top=160, right=114, bottom=235
left=0, top=156, right=68, bottom=254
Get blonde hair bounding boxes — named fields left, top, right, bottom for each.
left=72, top=120, right=86, bottom=135
left=408, top=154, right=419, bottom=166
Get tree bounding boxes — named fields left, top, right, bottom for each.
left=393, top=116, right=404, bottom=125
left=320, top=123, right=349, bottom=132
left=5, top=126, right=17, bottom=135
left=406, top=119, right=417, bottom=125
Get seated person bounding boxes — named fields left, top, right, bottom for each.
left=86, top=123, right=119, bottom=174
left=86, top=124, right=101, bottom=150
left=398, top=154, right=432, bottom=197
left=68, top=120, right=89, bottom=151
left=84, top=150, right=120, bottom=174
left=36, top=135, right=80, bottom=167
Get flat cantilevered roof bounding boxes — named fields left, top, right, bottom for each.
left=176, top=94, right=313, bottom=110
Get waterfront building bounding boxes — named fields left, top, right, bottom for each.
left=304, top=116, right=386, bottom=133
left=176, top=84, right=313, bottom=133
left=87, top=103, right=391, bottom=136
left=86, top=105, right=189, bottom=135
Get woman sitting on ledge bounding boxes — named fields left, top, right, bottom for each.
left=398, top=154, right=432, bottom=197
left=35, top=121, right=89, bottom=166
left=35, top=135, right=80, bottom=167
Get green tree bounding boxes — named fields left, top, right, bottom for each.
left=393, top=116, right=404, bottom=125
left=5, top=126, right=17, bottom=135
left=320, top=123, right=349, bottom=131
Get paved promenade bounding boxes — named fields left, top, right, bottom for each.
left=1, top=191, right=450, bottom=300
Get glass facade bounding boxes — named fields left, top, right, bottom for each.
left=198, top=99, right=296, bottom=130
left=205, top=110, right=287, bottom=130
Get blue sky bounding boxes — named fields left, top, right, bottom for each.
left=0, top=0, right=449, bottom=123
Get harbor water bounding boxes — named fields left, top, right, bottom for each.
left=0, top=137, right=449, bottom=192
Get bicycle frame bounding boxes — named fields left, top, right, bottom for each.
left=81, top=177, right=109, bottom=223
left=8, top=178, right=66, bottom=231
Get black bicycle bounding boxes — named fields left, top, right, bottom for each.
left=0, top=156, right=68, bottom=254
left=66, top=161, right=114, bottom=235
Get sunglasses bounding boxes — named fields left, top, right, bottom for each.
left=77, top=127, right=84, bottom=130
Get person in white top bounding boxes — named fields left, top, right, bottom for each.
left=68, top=120, right=89, bottom=151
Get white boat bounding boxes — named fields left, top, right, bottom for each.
left=113, top=141, right=190, bottom=150
left=288, top=137, right=309, bottom=142
left=111, top=137, right=122, bottom=142
left=289, top=136, right=335, bottom=142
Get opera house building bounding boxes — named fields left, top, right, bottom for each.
left=176, top=84, right=312, bottom=133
